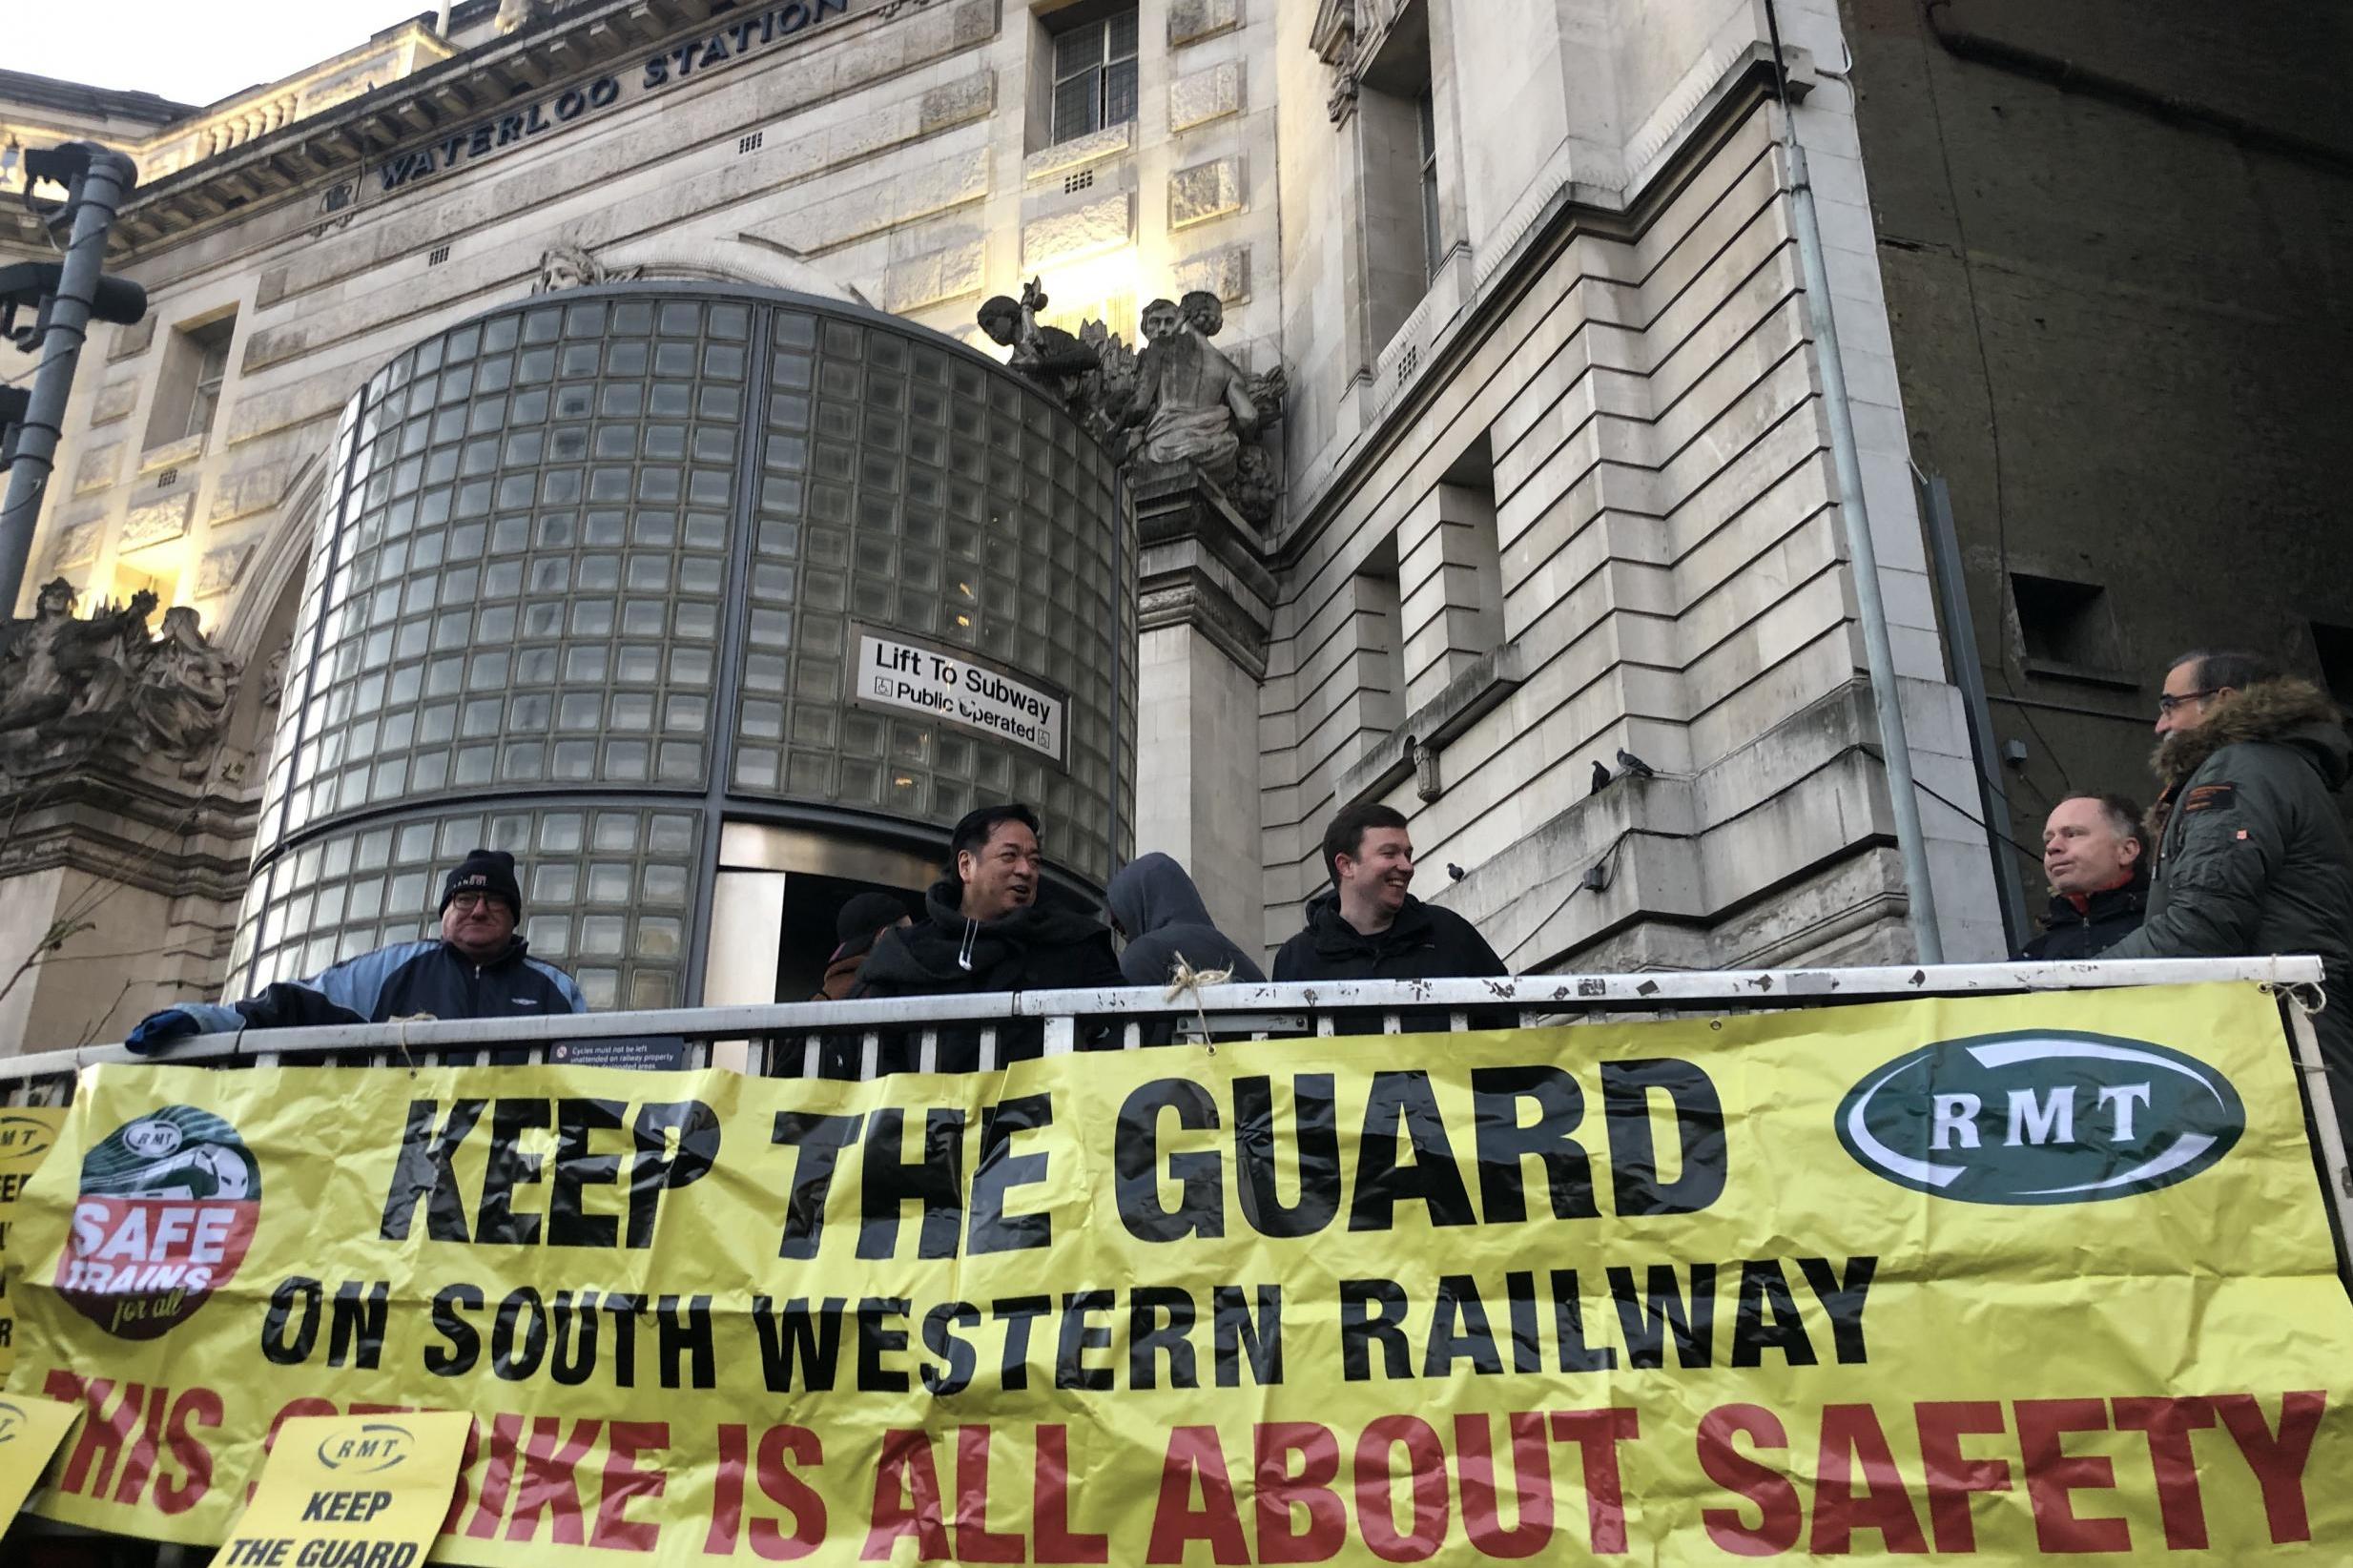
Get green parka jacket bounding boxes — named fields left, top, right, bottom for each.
left=2100, top=679, right=2353, bottom=1140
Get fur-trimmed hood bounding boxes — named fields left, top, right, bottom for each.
left=2150, top=678, right=2352, bottom=790
left=2144, top=678, right=2351, bottom=847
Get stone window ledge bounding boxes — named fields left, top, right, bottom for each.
left=1023, top=121, right=1136, bottom=183
left=139, top=433, right=206, bottom=472
left=1335, top=638, right=1529, bottom=810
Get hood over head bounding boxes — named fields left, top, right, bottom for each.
left=1107, top=853, right=1214, bottom=937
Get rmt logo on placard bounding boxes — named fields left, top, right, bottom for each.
left=1838, top=1030, right=2245, bottom=1205
left=318, top=1422, right=414, bottom=1475
left=0, top=1397, right=31, bottom=1443
left=55, top=1106, right=261, bottom=1339
left=0, top=1113, right=55, bottom=1159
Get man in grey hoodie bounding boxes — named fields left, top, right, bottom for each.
left=1105, top=853, right=1267, bottom=987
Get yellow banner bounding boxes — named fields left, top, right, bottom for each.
left=0, top=1105, right=66, bottom=1381
left=217, top=1411, right=472, bottom=1568
left=0, top=1392, right=83, bottom=1522
left=4, top=982, right=2349, bottom=1563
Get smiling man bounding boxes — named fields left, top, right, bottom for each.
left=125, top=849, right=586, bottom=1051
left=2018, top=793, right=2148, bottom=960
left=1273, top=803, right=1508, bottom=982
left=854, top=802, right=1124, bottom=1003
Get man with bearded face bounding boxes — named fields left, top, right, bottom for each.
left=2099, top=649, right=2353, bottom=1145
left=1120, top=294, right=1259, bottom=485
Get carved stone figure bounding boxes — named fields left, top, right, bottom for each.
left=976, top=278, right=1288, bottom=523
left=134, top=609, right=237, bottom=774
left=532, top=241, right=640, bottom=295
left=978, top=282, right=1103, bottom=409
left=0, top=579, right=80, bottom=735
left=0, top=580, right=242, bottom=784
left=57, top=592, right=159, bottom=735
left=1077, top=318, right=1139, bottom=442
left=1120, top=293, right=1262, bottom=488
left=258, top=640, right=290, bottom=710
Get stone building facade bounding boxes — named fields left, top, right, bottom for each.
left=2, top=0, right=2028, bottom=1049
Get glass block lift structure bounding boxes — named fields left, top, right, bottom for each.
left=231, top=286, right=1135, bottom=1011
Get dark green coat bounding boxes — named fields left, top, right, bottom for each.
left=2100, top=679, right=2353, bottom=1141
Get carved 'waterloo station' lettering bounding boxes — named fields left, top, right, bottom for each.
left=378, top=0, right=849, bottom=194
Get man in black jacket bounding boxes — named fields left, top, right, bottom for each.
left=2019, top=793, right=2148, bottom=960
left=1273, top=803, right=1507, bottom=981
left=125, top=849, right=586, bottom=1051
left=856, top=802, right=1125, bottom=1006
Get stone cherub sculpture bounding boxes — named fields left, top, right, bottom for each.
left=1116, top=291, right=1288, bottom=501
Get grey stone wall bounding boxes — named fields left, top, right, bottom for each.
left=1843, top=0, right=2353, bottom=872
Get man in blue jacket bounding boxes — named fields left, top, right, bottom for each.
left=125, top=849, right=587, bottom=1052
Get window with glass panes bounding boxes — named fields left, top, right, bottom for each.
left=188, top=325, right=233, bottom=440
left=1048, top=6, right=1139, bottom=144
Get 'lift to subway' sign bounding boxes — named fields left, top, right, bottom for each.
left=855, top=627, right=1068, bottom=767
left=370, top=0, right=852, bottom=196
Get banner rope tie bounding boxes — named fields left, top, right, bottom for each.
left=2264, top=980, right=2328, bottom=1020
left=1163, top=952, right=1232, bottom=1051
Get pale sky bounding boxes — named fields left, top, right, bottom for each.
left=10, top=3, right=436, bottom=109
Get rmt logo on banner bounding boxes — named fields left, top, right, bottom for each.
left=1840, top=1031, right=2245, bottom=1204
left=55, top=1107, right=261, bottom=1339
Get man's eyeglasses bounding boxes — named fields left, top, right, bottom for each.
left=2156, top=690, right=2217, bottom=716
left=446, top=892, right=504, bottom=913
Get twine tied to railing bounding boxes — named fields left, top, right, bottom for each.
left=1163, top=953, right=1232, bottom=1051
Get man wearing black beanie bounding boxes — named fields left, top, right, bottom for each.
left=125, top=847, right=586, bottom=1052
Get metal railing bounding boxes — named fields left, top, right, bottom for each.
left=0, top=954, right=2333, bottom=1097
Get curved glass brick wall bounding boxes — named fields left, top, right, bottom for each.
left=234, top=286, right=1133, bottom=1008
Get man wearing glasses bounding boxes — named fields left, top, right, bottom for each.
left=125, top=849, right=586, bottom=1051
left=2101, top=650, right=2353, bottom=1145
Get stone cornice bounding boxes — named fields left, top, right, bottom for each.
left=0, top=771, right=260, bottom=904
left=52, top=0, right=878, bottom=258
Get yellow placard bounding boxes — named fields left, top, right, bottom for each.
left=3, top=982, right=2350, bottom=1563
left=215, top=1411, right=472, bottom=1568
left=0, top=1106, right=66, bottom=1381
left=0, top=1392, right=83, bottom=1523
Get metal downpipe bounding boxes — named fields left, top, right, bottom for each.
left=1763, top=4, right=1947, bottom=961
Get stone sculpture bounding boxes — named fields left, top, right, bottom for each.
left=531, top=240, right=641, bottom=294
left=134, top=609, right=237, bottom=774
left=976, top=279, right=1287, bottom=524
left=0, top=580, right=241, bottom=783
left=978, top=280, right=1106, bottom=413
